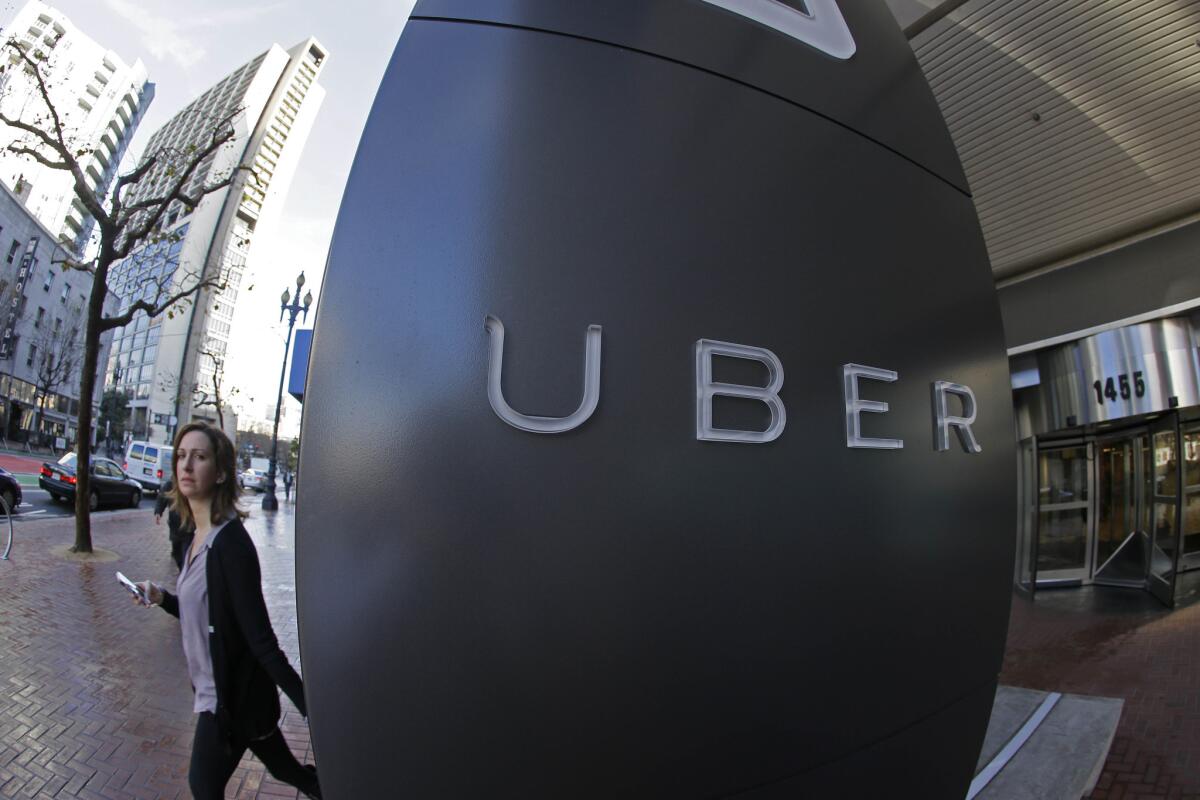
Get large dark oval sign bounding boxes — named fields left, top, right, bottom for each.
left=298, top=2, right=1015, bottom=797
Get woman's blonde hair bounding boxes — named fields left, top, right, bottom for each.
left=168, top=421, right=246, bottom=528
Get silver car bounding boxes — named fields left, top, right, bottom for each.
left=239, top=468, right=267, bottom=492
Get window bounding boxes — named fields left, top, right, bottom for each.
left=43, top=271, right=52, bottom=291
left=7, top=241, right=20, bottom=264
left=33, top=307, right=44, bottom=328
left=60, top=285, right=69, bottom=304
left=26, top=342, right=36, bottom=367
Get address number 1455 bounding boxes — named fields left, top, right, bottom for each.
left=1093, top=371, right=1145, bottom=405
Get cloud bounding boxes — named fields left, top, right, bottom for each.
left=102, top=0, right=285, bottom=69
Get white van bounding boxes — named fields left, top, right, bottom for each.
left=124, top=441, right=173, bottom=493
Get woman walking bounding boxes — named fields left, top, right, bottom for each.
left=133, top=422, right=321, bottom=799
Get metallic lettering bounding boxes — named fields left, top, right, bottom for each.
left=932, top=380, right=982, bottom=453
left=695, top=339, right=786, bottom=444
left=843, top=364, right=903, bottom=449
left=484, top=315, right=602, bottom=434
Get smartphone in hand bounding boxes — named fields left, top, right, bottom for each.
left=116, top=571, right=150, bottom=605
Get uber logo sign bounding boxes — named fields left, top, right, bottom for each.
left=301, top=2, right=1013, bottom=798
left=484, top=317, right=983, bottom=453
left=698, top=0, right=857, bottom=59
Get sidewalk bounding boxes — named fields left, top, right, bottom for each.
left=0, top=504, right=311, bottom=799
left=5, top=503, right=1199, bottom=799
left=1000, top=588, right=1200, bottom=799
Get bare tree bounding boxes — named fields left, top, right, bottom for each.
left=0, top=38, right=252, bottom=552
left=193, top=346, right=236, bottom=431
left=28, top=297, right=84, bottom=447
left=157, top=345, right=239, bottom=433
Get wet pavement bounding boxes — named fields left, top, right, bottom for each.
left=1001, top=586, right=1200, bottom=799
left=0, top=501, right=310, bottom=799
left=4, top=499, right=1200, bottom=798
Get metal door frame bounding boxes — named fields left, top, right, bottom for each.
left=1179, top=419, right=1200, bottom=572
left=1035, top=440, right=1094, bottom=585
left=1145, top=413, right=1184, bottom=607
left=1090, top=428, right=1148, bottom=588
left=1015, top=436, right=1037, bottom=597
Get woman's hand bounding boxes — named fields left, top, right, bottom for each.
left=136, top=581, right=163, bottom=606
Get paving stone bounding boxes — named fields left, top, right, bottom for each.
left=9, top=499, right=1200, bottom=798
left=0, top=502, right=310, bottom=799
left=1001, top=588, right=1200, bottom=799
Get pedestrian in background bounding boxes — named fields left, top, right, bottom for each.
left=283, top=469, right=293, bottom=502
left=154, top=476, right=185, bottom=570
left=133, top=422, right=321, bottom=800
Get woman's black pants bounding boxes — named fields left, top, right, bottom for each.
left=189, top=711, right=321, bottom=799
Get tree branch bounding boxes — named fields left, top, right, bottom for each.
left=2, top=141, right=69, bottom=170
left=114, top=111, right=242, bottom=257
left=1, top=41, right=111, bottom=230
left=99, top=274, right=224, bottom=332
left=109, top=154, right=158, bottom=219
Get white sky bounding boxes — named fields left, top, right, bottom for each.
left=0, top=0, right=419, bottom=436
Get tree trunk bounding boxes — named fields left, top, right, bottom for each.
left=72, top=255, right=110, bottom=553
left=32, top=393, right=42, bottom=448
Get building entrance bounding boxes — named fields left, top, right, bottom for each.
left=1026, top=411, right=1200, bottom=607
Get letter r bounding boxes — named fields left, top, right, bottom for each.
left=932, top=380, right=982, bottom=453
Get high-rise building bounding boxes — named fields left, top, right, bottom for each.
left=106, top=38, right=327, bottom=443
left=0, top=0, right=153, bottom=255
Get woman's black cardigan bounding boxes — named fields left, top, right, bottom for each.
left=159, top=517, right=306, bottom=740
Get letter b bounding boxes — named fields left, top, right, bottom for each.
left=695, top=339, right=786, bottom=444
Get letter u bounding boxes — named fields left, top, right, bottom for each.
left=484, top=315, right=602, bottom=434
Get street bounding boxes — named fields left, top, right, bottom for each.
left=9, top=485, right=152, bottom=520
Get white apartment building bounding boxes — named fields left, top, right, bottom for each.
left=106, top=38, right=327, bottom=444
left=0, top=0, right=153, bottom=254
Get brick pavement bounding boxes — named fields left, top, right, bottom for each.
left=6, top=500, right=1200, bottom=799
left=1001, top=587, right=1200, bottom=800
left=0, top=502, right=312, bottom=799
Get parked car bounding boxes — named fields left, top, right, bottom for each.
left=0, top=466, right=22, bottom=515
left=40, top=453, right=143, bottom=511
left=239, top=468, right=266, bottom=492
left=123, top=440, right=173, bottom=494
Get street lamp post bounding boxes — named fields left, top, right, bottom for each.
left=262, top=271, right=312, bottom=511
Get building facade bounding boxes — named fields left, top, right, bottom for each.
left=900, top=0, right=1200, bottom=608
left=105, top=38, right=327, bottom=444
left=0, top=181, right=113, bottom=446
left=0, top=0, right=153, bottom=254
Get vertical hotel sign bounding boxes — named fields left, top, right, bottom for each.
left=0, top=236, right=39, bottom=359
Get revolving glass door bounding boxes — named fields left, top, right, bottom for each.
left=1146, top=416, right=1183, bottom=607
